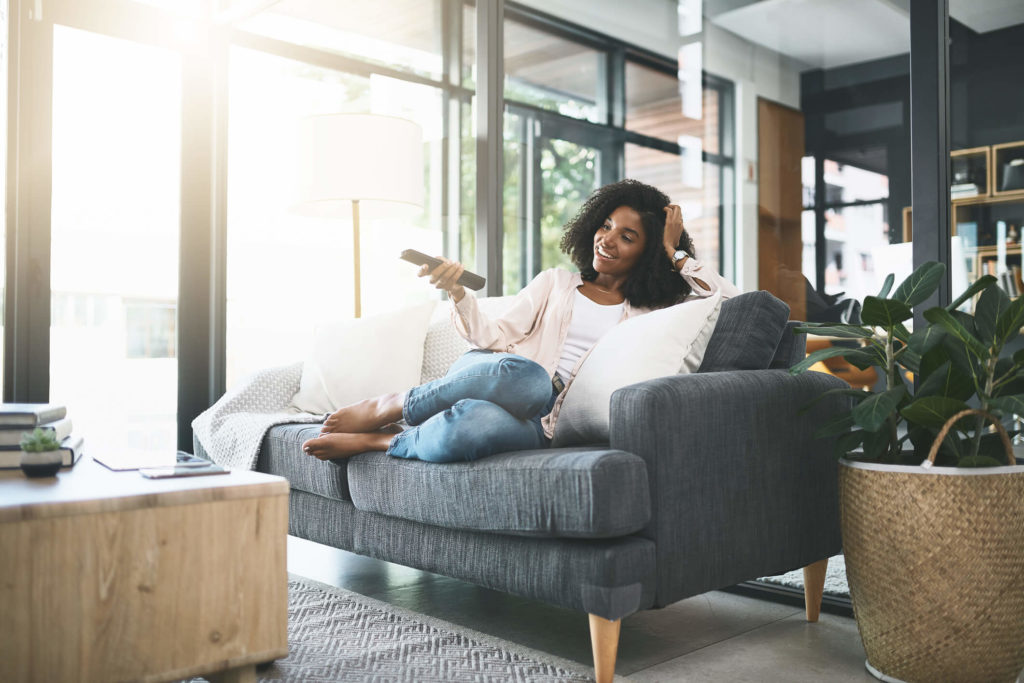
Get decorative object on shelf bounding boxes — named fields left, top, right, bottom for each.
left=19, top=426, right=65, bottom=477
left=294, top=113, right=424, bottom=319
left=791, top=262, right=1024, bottom=683
left=1002, top=157, right=1024, bottom=192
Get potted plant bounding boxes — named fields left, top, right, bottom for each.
left=19, top=427, right=64, bottom=478
left=792, top=262, right=1024, bottom=683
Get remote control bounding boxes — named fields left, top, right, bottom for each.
left=400, top=249, right=486, bottom=290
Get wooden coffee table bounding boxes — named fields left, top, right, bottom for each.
left=0, top=455, right=290, bottom=683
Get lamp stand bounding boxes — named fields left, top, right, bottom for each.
left=352, top=199, right=361, bottom=318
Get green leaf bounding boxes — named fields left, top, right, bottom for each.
left=845, top=346, right=886, bottom=371
left=861, top=426, right=893, bottom=461
left=834, top=430, right=866, bottom=458
left=995, top=292, right=1024, bottom=347
left=893, top=323, right=912, bottom=344
left=906, top=325, right=947, bottom=356
left=923, top=307, right=989, bottom=358
left=919, top=344, right=952, bottom=380
left=797, top=387, right=871, bottom=414
left=977, top=432, right=1016, bottom=462
left=877, top=273, right=895, bottom=299
left=893, top=261, right=946, bottom=307
left=814, top=414, right=855, bottom=439
left=789, top=346, right=868, bottom=374
left=940, top=336, right=982, bottom=384
left=900, top=396, right=972, bottom=429
left=958, top=455, right=1005, bottom=468
left=861, top=296, right=913, bottom=327
left=792, top=324, right=872, bottom=339
left=852, top=386, right=906, bottom=432
left=947, top=274, right=997, bottom=312
left=974, top=284, right=1012, bottom=344
left=899, top=346, right=922, bottom=375
left=913, top=361, right=975, bottom=402
left=1013, top=348, right=1024, bottom=366
left=987, top=394, right=1024, bottom=416
left=908, top=425, right=961, bottom=465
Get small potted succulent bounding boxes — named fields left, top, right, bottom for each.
left=19, top=427, right=64, bottom=477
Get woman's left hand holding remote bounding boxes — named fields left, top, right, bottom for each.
left=419, top=256, right=466, bottom=303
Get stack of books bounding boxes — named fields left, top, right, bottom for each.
left=951, top=182, right=980, bottom=199
left=0, top=403, right=85, bottom=469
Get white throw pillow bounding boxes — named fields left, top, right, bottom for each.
left=290, top=301, right=438, bottom=415
left=418, top=295, right=519, bottom=384
left=551, top=291, right=723, bottom=446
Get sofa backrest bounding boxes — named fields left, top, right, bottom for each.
left=420, top=290, right=799, bottom=383
left=697, top=291, right=792, bottom=372
left=769, top=321, right=807, bottom=369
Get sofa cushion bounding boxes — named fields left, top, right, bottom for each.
left=258, top=423, right=352, bottom=501
left=698, top=291, right=790, bottom=372
left=346, top=447, right=651, bottom=538
left=551, top=291, right=723, bottom=447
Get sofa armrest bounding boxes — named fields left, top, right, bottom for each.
left=609, top=369, right=850, bottom=607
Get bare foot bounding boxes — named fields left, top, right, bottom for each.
left=302, top=431, right=396, bottom=460
left=321, top=393, right=405, bottom=434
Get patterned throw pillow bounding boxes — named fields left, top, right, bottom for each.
left=419, top=296, right=517, bottom=384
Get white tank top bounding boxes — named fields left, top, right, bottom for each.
left=556, top=290, right=625, bottom=382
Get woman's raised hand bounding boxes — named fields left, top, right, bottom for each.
left=663, top=204, right=686, bottom=256
left=419, top=256, right=466, bottom=303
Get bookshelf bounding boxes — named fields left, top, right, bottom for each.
left=902, top=140, right=1024, bottom=301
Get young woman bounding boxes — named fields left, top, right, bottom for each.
left=302, top=179, right=739, bottom=462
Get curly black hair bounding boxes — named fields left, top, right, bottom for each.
left=559, top=179, right=696, bottom=309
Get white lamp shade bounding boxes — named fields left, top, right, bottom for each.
left=295, top=113, right=424, bottom=216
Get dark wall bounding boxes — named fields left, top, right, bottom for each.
left=951, top=21, right=1024, bottom=148
left=801, top=19, right=1024, bottom=245
left=801, top=54, right=910, bottom=244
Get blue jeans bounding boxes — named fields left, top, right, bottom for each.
left=386, top=350, right=556, bottom=463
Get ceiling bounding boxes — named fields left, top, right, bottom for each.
left=706, top=0, right=1024, bottom=71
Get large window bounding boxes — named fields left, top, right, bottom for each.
left=801, top=157, right=891, bottom=304
left=224, top=48, right=444, bottom=386
left=497, top=10, right=735, bottom=294
left=49, top=25, right=181, bottom=453
left=8, top=0, right=735, bottom=449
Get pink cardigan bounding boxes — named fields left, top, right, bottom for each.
left=451, top=259, right=740, bottom=438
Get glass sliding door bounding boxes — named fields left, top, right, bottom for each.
left=49, top=25, right=181, bottom=453
left=502, top=106, right=612, bottom=294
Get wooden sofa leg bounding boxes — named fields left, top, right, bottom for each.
left=588, top=614, right=621, bottom=683
left=802, top=557, right=829, bottom=622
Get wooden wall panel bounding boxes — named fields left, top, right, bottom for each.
left=758, top=98, right=807, bottom=321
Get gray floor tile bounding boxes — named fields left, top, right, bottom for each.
left=627, top=612, right=872, bottom=682
left=287, top=536, right=870, bottom=681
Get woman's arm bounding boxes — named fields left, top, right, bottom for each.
left=663, top=204, right=741, bottom=300
left=419, top=256, right=555, bottom=350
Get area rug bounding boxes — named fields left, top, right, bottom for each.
left=189, top=575, right=595, bottom=682
left=759, top=554, right=850, bottom=597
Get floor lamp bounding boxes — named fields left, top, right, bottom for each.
left=296, top=113, right=424, bottom=318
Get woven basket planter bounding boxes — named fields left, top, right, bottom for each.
left=839, top=414, right=1024, bottom=682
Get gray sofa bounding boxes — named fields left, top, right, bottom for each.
left=196, top=291, right=848, bottom=681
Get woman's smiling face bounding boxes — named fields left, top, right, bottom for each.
left=592, top=205, right=647, bottom=277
